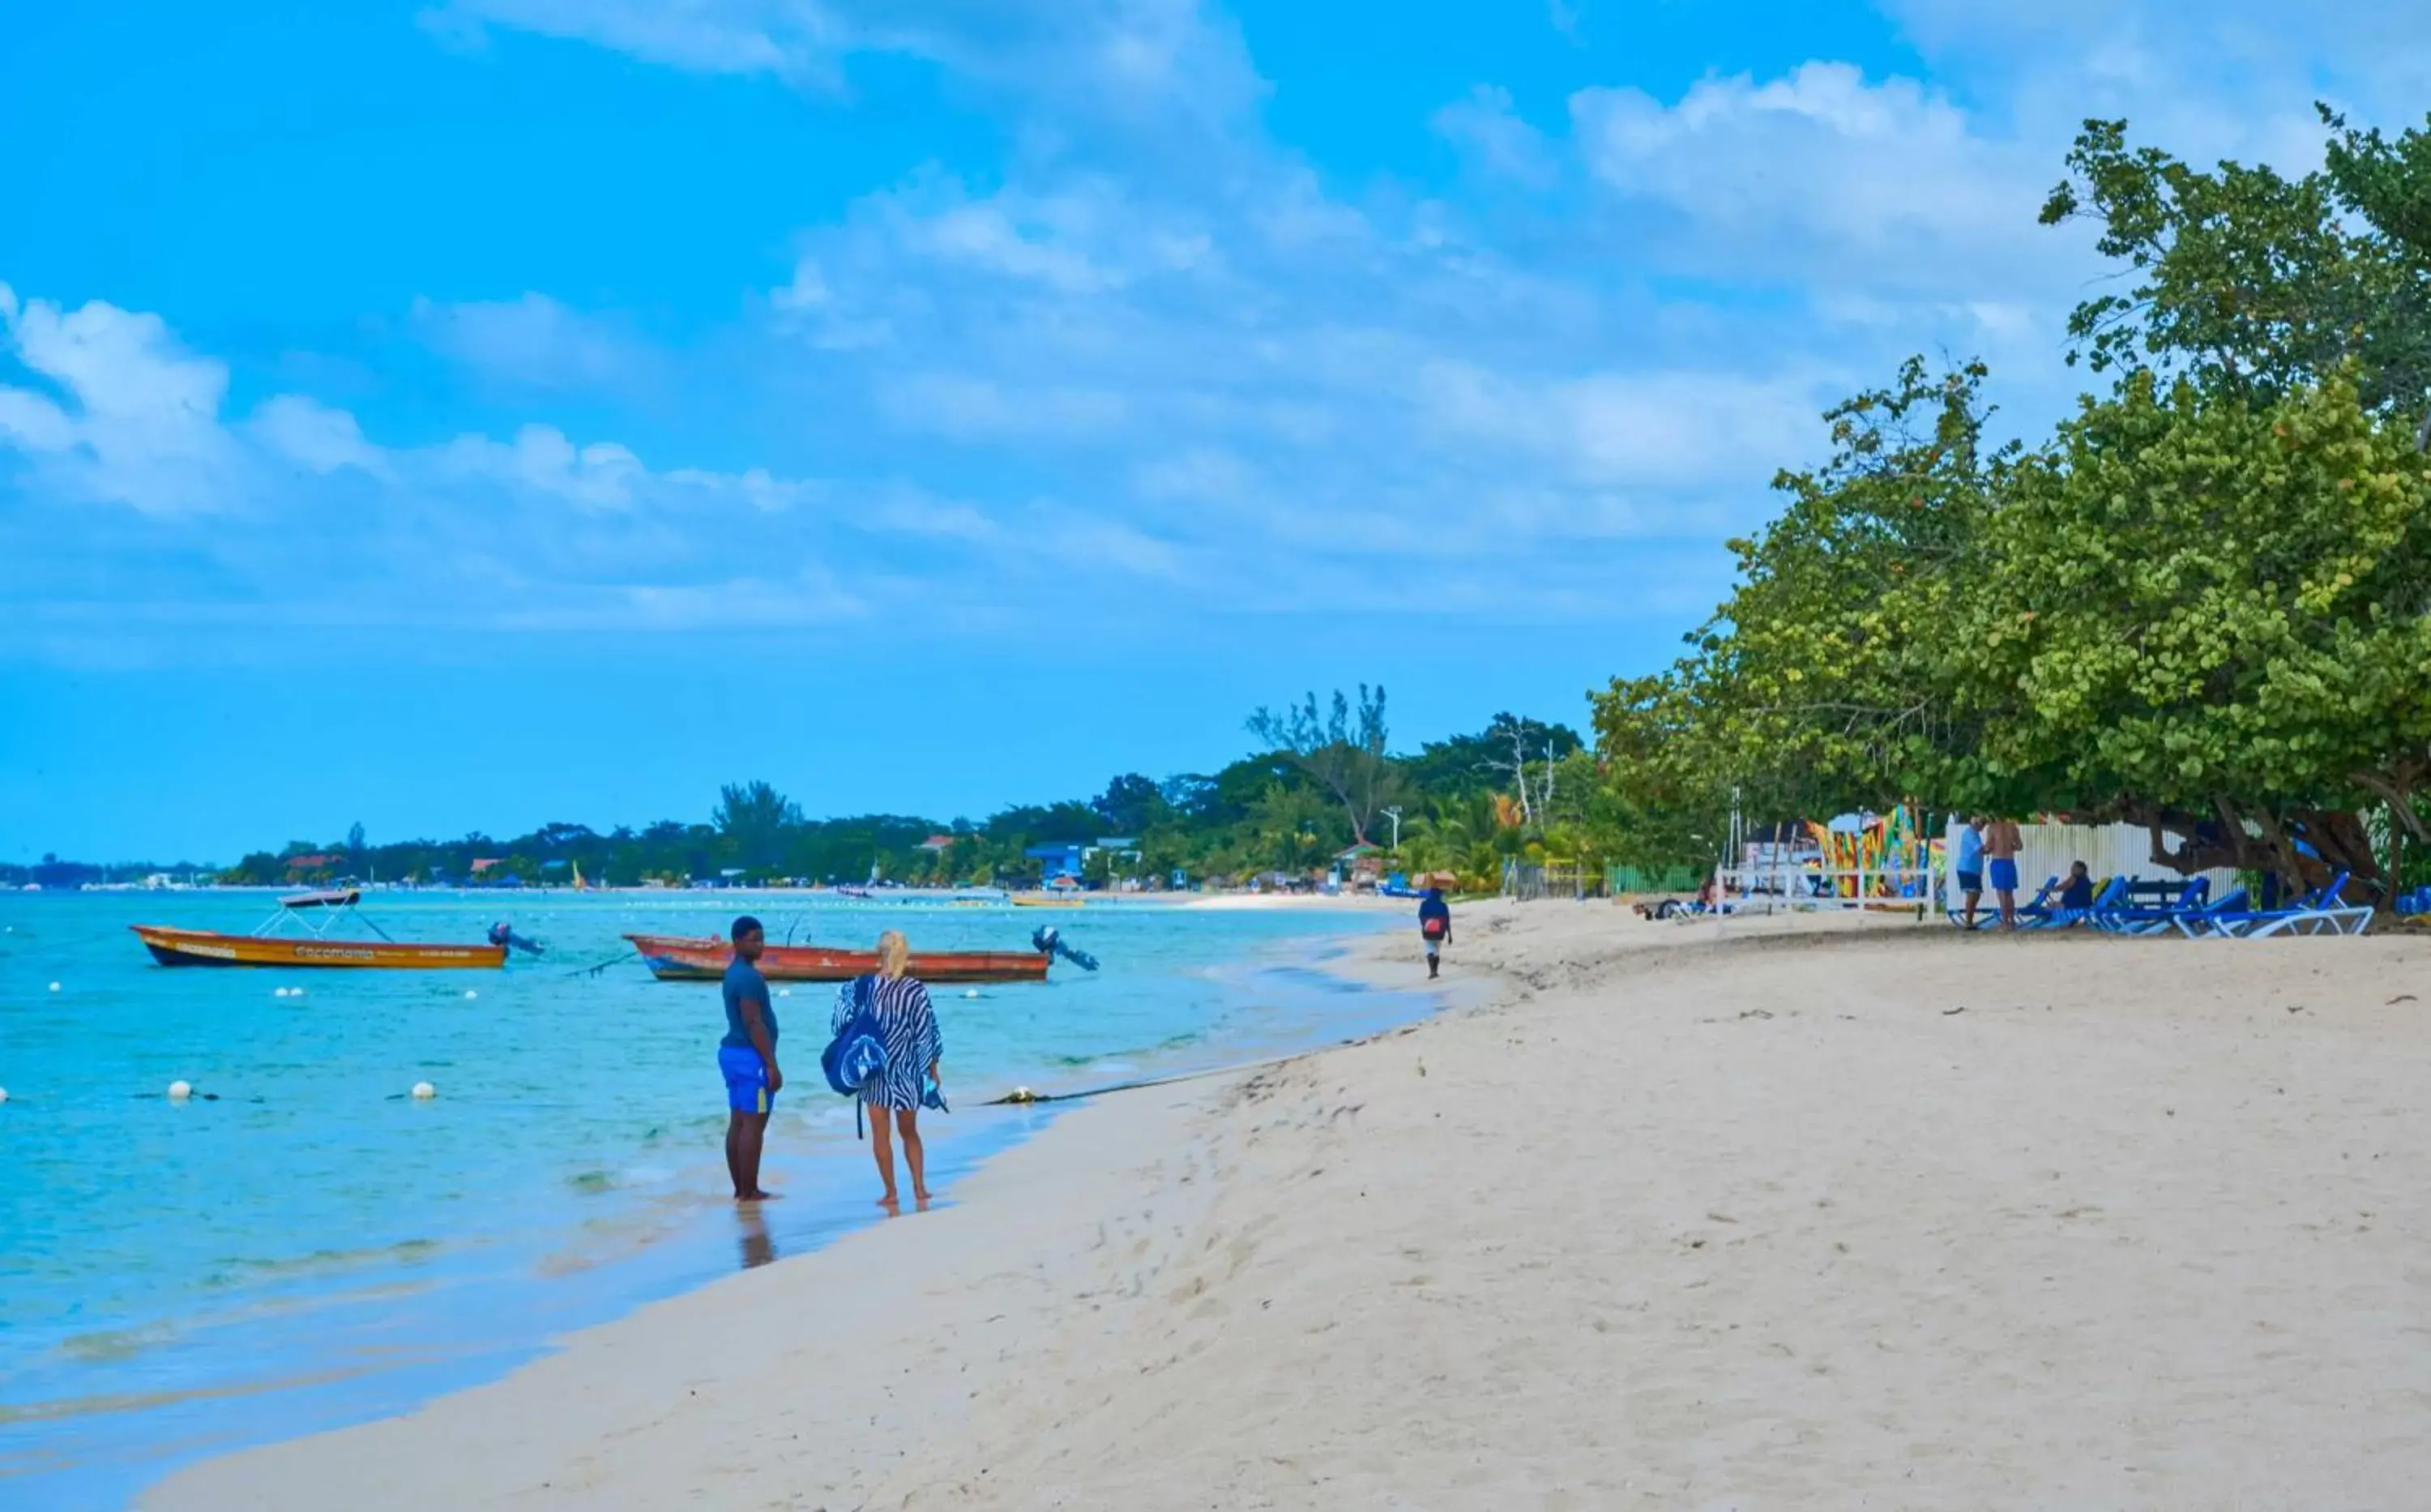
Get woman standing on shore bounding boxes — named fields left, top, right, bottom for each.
left=834, top=929, right=945, bottom=1210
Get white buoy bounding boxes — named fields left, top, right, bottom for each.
left=0, top=1087, right=11, bottom=1104
left=274, top=986, right=290, bottom=998
left=964, top=988, right=981, bottom=998
left=48, top=981, right=61, bottom=993
left=168, top=1080, right=193, bottom=1100
left=778, top=988, right=792, bottom=997
left=411, top=1081, right=437, bottom=1100
left=464, top=989, right=478, bottom=1000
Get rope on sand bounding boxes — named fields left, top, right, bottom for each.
left=981, top=1052, right=1318, bottom=1108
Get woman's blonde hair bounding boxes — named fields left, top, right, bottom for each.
left=875, top=929, right=911, bottom=980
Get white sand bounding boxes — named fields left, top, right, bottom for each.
left=147, top=903, right=2431, bottom=1510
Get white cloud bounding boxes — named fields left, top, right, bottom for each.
left=1416, top=361, right=1822, bottom=490
left=419, top=0, right=848, bottom=88
left=879, top=374, right=1129, bottom=441
left=251, top=395, right=389, bottom=478
left=420, top=0, right=1265, bottom=131
left=436, top=425, right=648, bottom=510
left=1570, top=62, right=2053, bottom=294
left=412, top=293, right=639, bottom=389
left=1135, top=446, right=1257, bottom=506
left=1433, top=85, right=1557, bottom=189
left=0, top=284, right=245, bottom=515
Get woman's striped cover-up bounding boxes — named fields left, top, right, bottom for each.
left=830, top=974, right=942, bottom=1110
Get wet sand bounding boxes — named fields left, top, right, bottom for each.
left=147, top=902, right=2431, bottom=1509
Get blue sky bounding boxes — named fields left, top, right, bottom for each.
left=4, top=0, right=2426, bottom=861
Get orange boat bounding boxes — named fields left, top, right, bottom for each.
left=133, top=890, right=509, bottom=969
left=626, top=933, right=1049, bottom=984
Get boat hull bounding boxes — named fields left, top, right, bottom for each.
left=132, top=925, right=506, bottom=969
left=625, top=934, right=1050, bottom=984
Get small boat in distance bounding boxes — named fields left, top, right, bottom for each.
left=132, top=890, right=510, bottom=969
left=626, top=933, right=1050, bottom=984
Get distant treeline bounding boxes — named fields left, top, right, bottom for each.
left=193, top=707, right=1594, bottom=891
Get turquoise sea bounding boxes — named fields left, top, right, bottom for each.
left=0, top=890, right=1424, bottom=1510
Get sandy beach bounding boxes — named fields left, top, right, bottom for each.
left=146, top=902, right=2431, bottom=1510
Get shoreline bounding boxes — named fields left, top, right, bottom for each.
left=8, top=904, right=1428, bottom=1512
left=147, top=901, right=2431, bottom=1509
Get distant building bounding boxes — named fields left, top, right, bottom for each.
left=918, top=835, right=955, bottom=854
left=1025, top=842, right=1087, bottom=886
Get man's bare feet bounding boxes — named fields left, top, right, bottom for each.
left=736, top=1189, right=781, bottom=1202
left=912, top=1186, right=932, bottom=1204
left=877, top=1191, right=899, bottom=1209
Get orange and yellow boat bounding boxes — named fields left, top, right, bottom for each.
left=132, top=890, right=509, bottom=969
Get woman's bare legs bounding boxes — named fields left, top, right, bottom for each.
left=895, top=1107, right=929, bottom=1202
left=865, top=1102, right=899, bottom=1208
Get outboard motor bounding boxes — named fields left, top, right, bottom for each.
left=488, top=921, right=545, bottom=958
left=1031, top=925, right=1099, bottom=972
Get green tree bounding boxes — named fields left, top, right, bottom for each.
left=713, top=780, right=803, bottom=871
left=1245, top=686, right=1397, bottom=845
left=2040, top=116, right=2431, bottom=420
left=1958, top=369, right=2431, bottom=886
left=1591, top=357, right=2007, bottom=828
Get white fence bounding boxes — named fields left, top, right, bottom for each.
left=1716, top=861, right=1942, bottom=916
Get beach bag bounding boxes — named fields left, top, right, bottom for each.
left=821, top=976, right=889, bottom=1137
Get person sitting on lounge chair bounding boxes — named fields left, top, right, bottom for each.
left=2059, top=861, right=2094, bottom=913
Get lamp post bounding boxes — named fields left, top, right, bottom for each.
left=1383, top=806, right=1403, bottom=851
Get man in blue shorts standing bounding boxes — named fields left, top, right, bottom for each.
left=719, top=916, right=780, bottom=1202
left=1953, top=816, right=1986, bottom=928
left=1985, top=816, right=2024, bottom=931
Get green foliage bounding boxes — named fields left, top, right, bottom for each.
left=1584, top=105, right=2431, bottom=895
left=1592, top=356, right=2006, bottom=844
left=2040, top=115, right=2431, bottom=416
left=1960, top=371, right=2431, bottom=869
left=1245, top=686, right=1399, bottom=844
left=187, top=708, right=1587, bottom=890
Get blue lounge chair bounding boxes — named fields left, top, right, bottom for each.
left=2191, top=872, right=2373, bottom=938
left=2027, top=875, right=2127, bottom=930
left=2167, top=886, right=2250, bottom=938
left=1950, top=875, right=2057, bottom=929
left=2091, top=878, right=2211, bottom=936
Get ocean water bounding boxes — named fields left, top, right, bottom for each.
left=0, top=890, right=1425, bottom=1510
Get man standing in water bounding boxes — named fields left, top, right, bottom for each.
left=719, top=916, right=781, bottom=1202
left=1984, top=816, right=2025, bottom=930
left=1418, top=883, right=1452, bottom=979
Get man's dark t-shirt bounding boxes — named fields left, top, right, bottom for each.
left=721, top=958, right=777, bottom=1051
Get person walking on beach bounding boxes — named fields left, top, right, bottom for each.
left=1953, top=816, right=1987, bottom=928
left=719, top=916, right=781, bottom=1202
left=1418, top=884, right=1452, bottom=979
left=835, top=929, right=944, bottom=1211
left=1984, top=816, right=2025, bottom=930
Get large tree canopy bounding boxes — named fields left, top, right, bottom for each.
left=2040, top=115, right=2431, bottom=420
left=1591, top=106, right=2431, bottom=897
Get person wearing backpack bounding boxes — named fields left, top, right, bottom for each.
left=827, top=929, right=945, bottom=1211
left=1418, top=884, right=1452, bottom=979
left=717, top=916, right=780, bottom=1203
